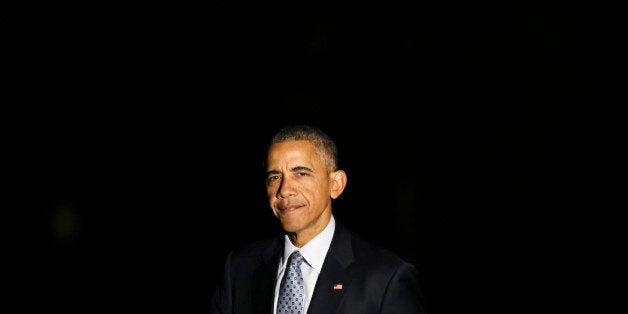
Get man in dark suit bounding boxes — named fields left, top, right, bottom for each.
left=210, top=125, right=426, bottom=314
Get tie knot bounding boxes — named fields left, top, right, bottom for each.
left=289, top=251, right=304, bottom=267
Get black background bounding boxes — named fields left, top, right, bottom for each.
left=7, top=1, right=623, bottom=313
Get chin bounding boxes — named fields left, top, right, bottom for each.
left=279, top=219, right=301, bottom=233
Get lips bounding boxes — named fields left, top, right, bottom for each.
left=279, top=203, right=302, bottom=212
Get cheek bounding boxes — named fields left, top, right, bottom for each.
left=265, top=184, right=276, bottom=197
left=267, top=188, right=280, bottom=208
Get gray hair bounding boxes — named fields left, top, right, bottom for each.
left=268, top=125, right=339, bottom=173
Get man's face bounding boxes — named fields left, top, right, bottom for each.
left=265, top=140, right=334, bottom=241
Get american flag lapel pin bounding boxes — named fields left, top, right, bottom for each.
left=333, top=283, right=343, bottom=290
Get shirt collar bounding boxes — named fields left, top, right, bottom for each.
left=281, top=215, right=336, bottom=273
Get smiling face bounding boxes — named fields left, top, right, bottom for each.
left=265, top=140, right=346, bottom=247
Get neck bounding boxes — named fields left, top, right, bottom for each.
left=287, top=232, right=308, bottom=248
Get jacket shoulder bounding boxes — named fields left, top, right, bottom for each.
left=334, top=220, right=414, bottom=269
left=225, top=237, right=280, bottom=262
left=351, top=233, right=411, bottom=266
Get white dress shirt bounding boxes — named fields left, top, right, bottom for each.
left=273, top=216, right=336, bottom=314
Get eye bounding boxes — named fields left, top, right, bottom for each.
left=267, top=175, right=280, bottom=182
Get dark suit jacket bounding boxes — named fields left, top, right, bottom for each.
left=210, top=220, right=426, bottom=314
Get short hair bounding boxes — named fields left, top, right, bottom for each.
left=268, top=124, right=339, bottom=173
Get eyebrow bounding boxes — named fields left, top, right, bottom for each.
left=265, top=166, right=314, bottom=177
left=291, top=166, right=313, bottom=173
left=265, top=169, right=280, bottom=177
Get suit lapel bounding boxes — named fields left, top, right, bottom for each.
left=252, top=239, right=282, bottom=314
left=307, top=222, right=355, bottom=313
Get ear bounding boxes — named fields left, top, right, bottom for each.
left=330, top=170, right=347, bottom=199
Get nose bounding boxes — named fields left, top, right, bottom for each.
left=276, top=177, right=297, bottom=199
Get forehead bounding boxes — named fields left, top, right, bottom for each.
left=267, top=140, right=323, bottom=168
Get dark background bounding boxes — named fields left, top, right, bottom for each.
left=7, top=1, right=623, bottom=313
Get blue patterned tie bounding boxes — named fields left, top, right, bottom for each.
left=277, top=251, right=305, bottom=314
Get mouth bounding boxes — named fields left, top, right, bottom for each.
left=278, top=203, right=303, bottom=213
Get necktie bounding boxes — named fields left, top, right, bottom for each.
left=277, top=251, right=305, bottom=314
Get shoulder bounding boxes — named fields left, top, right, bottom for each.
left=221, top=237, right=281, bottom=266
left=334, top=220, right=415, bottom=270
left=330, top=222, right=422, bottom=302
left=351, top=232, right=413, bottom=268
